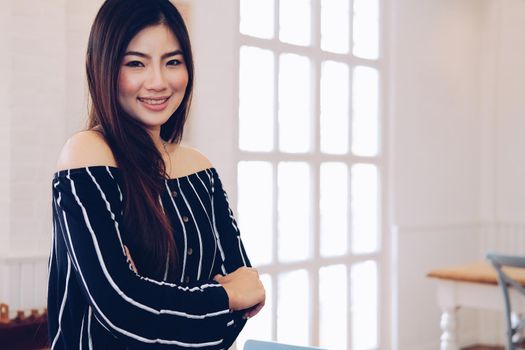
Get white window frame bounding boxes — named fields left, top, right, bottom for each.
left=232, top=0, right=390, bottom=348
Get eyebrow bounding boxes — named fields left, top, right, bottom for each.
left=123, top=50, right=184, bottom=60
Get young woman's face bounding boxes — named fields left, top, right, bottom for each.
left=118, top=24, right=188, bottom=133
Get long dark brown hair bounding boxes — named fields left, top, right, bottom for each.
left=84, top=0, right=194, bottom=280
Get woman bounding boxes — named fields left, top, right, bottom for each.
left=47, top=0, right=265, bottom=349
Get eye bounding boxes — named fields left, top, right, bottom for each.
left=125, top=61, right=144, bottom=68
left=167, top=59, right=183, bottom=66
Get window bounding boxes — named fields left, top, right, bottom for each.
left=235, top=0, right=384, bottom=349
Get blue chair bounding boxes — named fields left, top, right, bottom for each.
left=244, top=340, right=328, bottom=350
left=486, top=252, right=525, bottom=350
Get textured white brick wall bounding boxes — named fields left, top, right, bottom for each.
left=10, top=0, right=68, bottom=255
left=0, top=0, right=13, bottom=257
left=65, top=0, right=105, bottom=135
left=2, top=0, right=105, bottom=256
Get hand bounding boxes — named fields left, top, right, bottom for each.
left=214, top=267, right=265, bottom=312
left=124, top=245, right=137, bottom=273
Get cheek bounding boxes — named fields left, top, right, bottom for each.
left=170, top=69, right=189, bottom=91
left=118, top=72, right=141, bottom=97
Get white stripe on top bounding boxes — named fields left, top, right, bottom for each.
left=87, top=306, right=93, bottom=350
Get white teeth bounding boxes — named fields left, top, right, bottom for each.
left=139, top=98, right=169, bottom=105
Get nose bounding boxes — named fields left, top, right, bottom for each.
left=144, top=66, right=167, bottom=91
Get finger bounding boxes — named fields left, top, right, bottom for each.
left=123, top=246, right=137, bottom=272
left=244, top=302, right=264, bottom=319
left=246, top=301, right=264, bottom=317
left=216, top=273, right=234, bottom=282
left=128, top=258, right=137, bottom=273
left=213, top=274, right=224, bottom=282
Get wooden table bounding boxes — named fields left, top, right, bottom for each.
left=0, top=306, right=49, bottom=349
left=427, top=262, right=525, bottom=350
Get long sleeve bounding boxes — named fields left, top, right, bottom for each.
left=209, top=169, right=252, bottom=274
left=208, top=168, right=253, bottom=348
left=51, top=166, right=235, bottom=349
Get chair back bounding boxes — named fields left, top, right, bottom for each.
left=486, top=252, right=525, bottom=350
left=244, top=340, right=327, bottom=350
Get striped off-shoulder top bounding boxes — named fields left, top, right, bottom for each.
left=47, top=166, right=251, bottom=350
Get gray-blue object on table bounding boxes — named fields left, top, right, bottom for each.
left=244, top=340, right=328, bottom=350
left=486, top=252, right=525, bottom=350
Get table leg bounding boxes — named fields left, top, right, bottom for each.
left=440, top=307, right=459, bottom=350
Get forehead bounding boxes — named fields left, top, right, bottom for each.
left=126, top=23, right=181, bottom=51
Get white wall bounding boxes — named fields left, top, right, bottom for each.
left=391, top=0, right=525, bottom=348
left=0, top=0, right=13, bottom=258
left=391, top=0, right=483, bottom=228
left=186, top=0, right=238, bottom=197
left=390, top=0, right=486, bottom=347
left=478, top=3, right=525, bottom=342
left=1, top=0, right=77, bottom=256
left=493, top=0, right=525, bottom=223
left=477, top=0, right=525, bottom=253
left=0, top=0, right=14, bottom=309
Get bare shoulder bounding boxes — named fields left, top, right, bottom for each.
left=172, top=144, right=213, bottom=174
left=55, top=130, right=118, bottom=172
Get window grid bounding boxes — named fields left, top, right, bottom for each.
left=234, top=0, right=385, bottom=348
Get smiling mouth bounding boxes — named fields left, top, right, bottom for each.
left=138, top=96, right=170, bottom=105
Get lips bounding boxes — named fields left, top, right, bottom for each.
left=138, top=96, right=170, bottom=105
left=137, top=95, right=171, bottom=111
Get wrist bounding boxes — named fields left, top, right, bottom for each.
left=222, top=284, right=237, bottom=310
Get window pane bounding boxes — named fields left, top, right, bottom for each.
left=236, top=274, right=273, bottom=348
left=239, top=46, right=274, bottom=152
left=351, top=164, right=379, bottom=254
left=352, top=66, right=379, bottom=156
left=321, top=61, right=349, bottom=154
left=279, top=0, right=311, bottom=46
left=279, top=54, right=312, bottom=153
left=278, top=162, right=311, bottom=262
left=238, top=161, right=273, bottom=266
left=277, top=270, right=309, bottom=345
left=351, top=261, right=378, bottom=349
left=240, top=0, right=274, bottom=39
left=353, top=0, right=379, bottom=59
left=321, top=0, right=350, bottom=53
left=319, top=265, right=347, bottom=349
left=320, top=162, right=348, bottom=257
